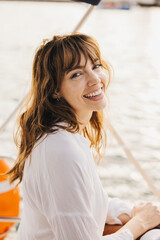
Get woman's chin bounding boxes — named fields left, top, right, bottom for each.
left=95, top=99, right=107, bottom=111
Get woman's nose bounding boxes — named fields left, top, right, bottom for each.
left=87, top=71, right=101, bottom=87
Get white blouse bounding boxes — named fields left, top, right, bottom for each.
left=17, top=128, right=133, bottom=240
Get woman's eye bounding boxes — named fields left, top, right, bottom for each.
left=71, top=72, right=82, bottom=79
left=93, top=64, right=102, bottom=70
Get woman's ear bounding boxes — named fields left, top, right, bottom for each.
left=52, top=91, right=61, bottom=100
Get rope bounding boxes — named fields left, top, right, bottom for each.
left=0, top=94, right=28, bottom=134
left=106, top=120, right=160, bottom=201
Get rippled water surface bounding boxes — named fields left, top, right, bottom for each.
left=0, top=2, right=160, bottom=238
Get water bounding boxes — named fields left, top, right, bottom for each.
left=0, top=2, right=160, bottom=238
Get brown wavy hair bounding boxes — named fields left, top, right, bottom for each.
left=7, top=33, right=111, bottom=185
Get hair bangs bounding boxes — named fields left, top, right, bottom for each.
left=61, top=37, right=102, bottom=74
left=83, top=40, right=102, bottom=65
left=61, top=42, right=85, bottom=73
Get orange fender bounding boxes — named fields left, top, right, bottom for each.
left=0, top=158, right=20, bottom=240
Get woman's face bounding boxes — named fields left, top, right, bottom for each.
left=60, top=54, right=109, bottom=124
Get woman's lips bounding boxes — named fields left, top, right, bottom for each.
left=83, top=87, right=103, bottom=98
left=83, top=88, right=104, bottom=101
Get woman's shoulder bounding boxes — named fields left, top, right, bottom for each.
left=31, top=128, right=89, bottom=172
left=35, top=128, right=74, bottom=149
left=25, top=128, right=90, bottom=188
left=43, top=129, right=86, bottom=163
left=46, top=128, right=77, bottom=148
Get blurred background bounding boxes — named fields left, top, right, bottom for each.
left=0, top=0, right=160, bottom=238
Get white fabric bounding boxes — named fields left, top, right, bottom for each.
left=140, top=229, right=160, bottom=240
left=106, top=197, right=132, bottom=225
left=17, top=129, right=133, bottom=240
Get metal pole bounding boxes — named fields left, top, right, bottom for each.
left=73, top=5, right=96, bottom=33
left=0, top=217, right=21, bottom=223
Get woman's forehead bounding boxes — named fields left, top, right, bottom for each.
left=74, top=55, right=99, bottom=68
left=75, top=54, right=89, bottom=67
left=64, top=52, right=100, bottom=74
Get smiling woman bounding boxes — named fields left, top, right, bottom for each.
left=6, top=33, right=160, bottom=240
left=60, top=54, right=108, bottom=127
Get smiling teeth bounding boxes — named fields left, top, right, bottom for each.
left=84, top=88, right=102, bottom=98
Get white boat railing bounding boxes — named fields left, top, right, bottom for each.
left=0, top=217, right=21, bottom=223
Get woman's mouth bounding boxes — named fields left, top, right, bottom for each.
left=83, top=88, right=103, bottom=99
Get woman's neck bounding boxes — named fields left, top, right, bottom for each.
left=77, top=117, right=92, bottom=134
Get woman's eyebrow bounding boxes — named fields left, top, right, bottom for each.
left=66, top=58, right=100, bottom=74
left=66, top=65, right=85, bottom=74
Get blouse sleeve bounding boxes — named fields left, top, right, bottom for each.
left=37, top=134, right=133, bottom=240
left=106, top=197, right=132, bottom=225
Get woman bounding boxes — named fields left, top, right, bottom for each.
left=7, top=33, right=160, bottom=240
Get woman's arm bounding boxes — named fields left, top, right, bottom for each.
left=103, top=224, right=122, bottom=235
left=119, top=202, right=160, bottom=239
left=106, top=198, right=132, bottom=225
left=103, top=221, right=160, bottom=239
left=103, top=203, right=160, bottom=239
left=103, top=213, right=131, bottom=235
